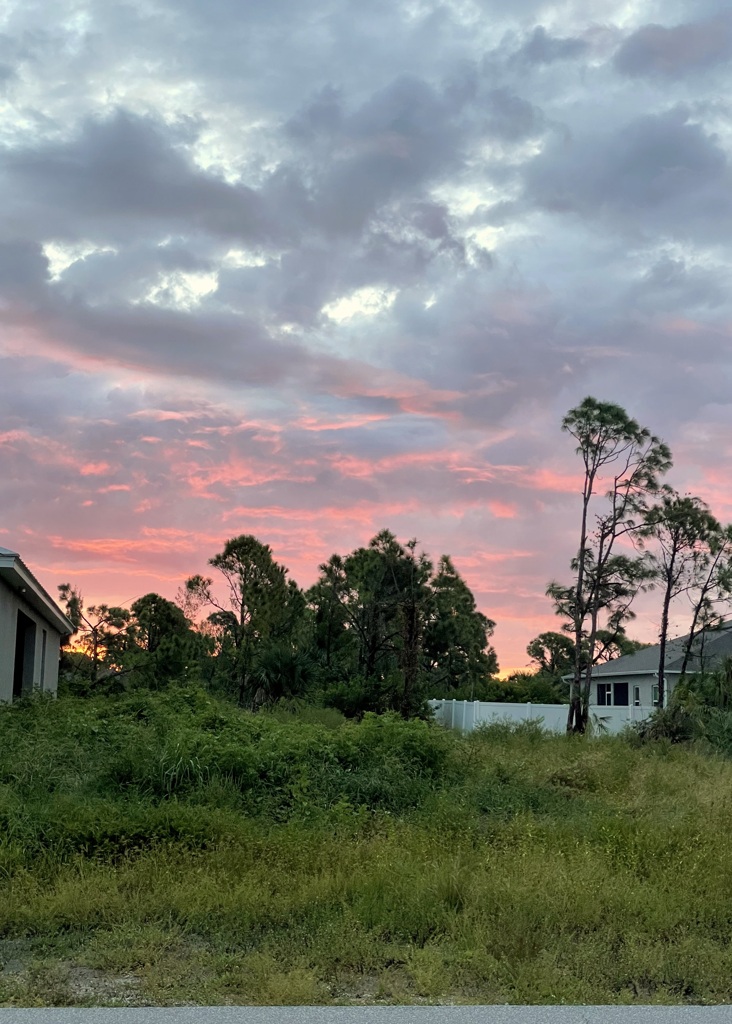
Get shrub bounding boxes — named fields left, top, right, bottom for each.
left=633, top=703, right=700, bottom=745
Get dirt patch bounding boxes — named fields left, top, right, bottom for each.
left=0, top=958, right=145, bottom=1008
left=0, top=960, right=25, bottom=979
left=331, top=969, right=463, bottom=1005
left=63, top=964, right=143, bottom=1005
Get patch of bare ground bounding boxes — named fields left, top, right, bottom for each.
left=0, top=949, right=144, bottom=1008
left=330, top=968, right=466, bottom=1005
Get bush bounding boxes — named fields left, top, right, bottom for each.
left=0, top=690, right=461, bottom=828
left=435, top=674, right=566, bottom=704
left=322, top=673, right=430, bottom=719
left=631, top=679, right=732, bottom=754
left=633, top=703, right=701, bottom=745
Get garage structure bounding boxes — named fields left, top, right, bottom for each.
left=0, top=547, right=74, bottom=702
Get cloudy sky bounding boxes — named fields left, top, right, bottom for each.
left=2, top=0, right=731, bottom=669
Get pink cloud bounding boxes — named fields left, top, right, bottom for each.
left=184, top=456, right=317, bottom=497
left=130, top=409, right=207, bottom=422
left=488, top=500, right=518, bottom=519
left=514, top=466, right=582, bottom=494
left=0, top=429, right=29, bottom=448
left=294, top=413, right=391, bottom=432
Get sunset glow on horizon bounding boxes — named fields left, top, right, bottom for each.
left=2, top=0, right=732, bottom=670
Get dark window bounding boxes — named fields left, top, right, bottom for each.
left=614, top=682, right=629, bottom=707
left=597, top=683, right=611, bottom=706
left=633, top=686, right=640, bottom=707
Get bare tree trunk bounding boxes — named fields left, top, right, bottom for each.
left=680, top=549, right=723, bottom=677
left=91, top=631, right=99, bottom=685
left=680, top=603, right=703, bottom=679
left=657, top=580, right=673, bottom=709
left=577, top=601, right=601, bottom=735
left=568, top=476, right=593, bottom=734
left=567, top=694, right=582, bottom=733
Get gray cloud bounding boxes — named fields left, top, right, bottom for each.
left=524, top=106, right=732, bottom=242
left=305, top=75, right=466, bottom=237
left=0, top=239, right=49, bottom=299
left=3, top=110, right=276, bottom=245
left=626, top=254, right=729, bottom=312
left=514, top=26, right=588, bottom=65
left=483, top=88, right=545, bottom=141
left=614, top=14, right=732, bottom=78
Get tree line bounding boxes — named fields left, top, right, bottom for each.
left=57, top=529, right=502, bottom=717
left=57, top=397, right=732, bottom=728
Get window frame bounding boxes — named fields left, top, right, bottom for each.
left=597, top=682, right=612, bottom=706
left=596, top=680, right=631, bottom=706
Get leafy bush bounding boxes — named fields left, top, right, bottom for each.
left=631, top=678, right=732, bottom=753
left=633, top=703, right=701, bottom=745
left=438, top=674, right=566, bottom=704
left=0, top=690, right=459, bottom=830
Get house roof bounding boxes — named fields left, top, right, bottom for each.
left=0, top=548, right=75, bottom=636
left=591, top=621, right=732, bottom=678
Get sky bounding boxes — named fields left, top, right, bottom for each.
left=2, top=0, right=732, bottom=671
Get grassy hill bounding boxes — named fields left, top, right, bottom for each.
left=1, top=688, right=732, bottom=1006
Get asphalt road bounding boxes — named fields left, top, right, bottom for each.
left=1, top=1008, right=732, bottom=1023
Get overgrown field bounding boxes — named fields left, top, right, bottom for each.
left=2, top=690, right=732, bottom=1006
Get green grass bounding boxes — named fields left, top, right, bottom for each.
left=2, top=689, right=732, bottom=1005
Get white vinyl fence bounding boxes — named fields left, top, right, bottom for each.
left=428, top=699, right=655, bottom=736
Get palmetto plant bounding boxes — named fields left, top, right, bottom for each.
left=251, top=643, right=316, bottom=709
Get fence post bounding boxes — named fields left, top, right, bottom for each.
left=461, top=700, right=468, bottom=733
left=526, top=701, right=532, bottom=722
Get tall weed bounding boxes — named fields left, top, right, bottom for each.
left=4, top=689, right=732, bottom=1005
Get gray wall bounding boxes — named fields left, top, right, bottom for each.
left=0, top=579, right=62, bottom=702
left=594, top=675, right=676, bottom=709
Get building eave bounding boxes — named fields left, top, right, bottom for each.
left=561, top=669, right=675, bottom=682
left=0, top=552, right=75, bottom=636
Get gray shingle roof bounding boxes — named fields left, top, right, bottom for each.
left=592, top=622, right=732, bottom=677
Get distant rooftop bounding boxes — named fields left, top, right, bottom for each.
left=593, top=621, right=732, bottom=677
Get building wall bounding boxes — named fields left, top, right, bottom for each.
left=593, top=674, right=677, bottom=709
left=0, top=578, right=63, bottom=702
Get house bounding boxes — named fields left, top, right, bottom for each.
left=589, top=622, right=732, bottom=709
left=0, top=547, right=74, bottom=702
